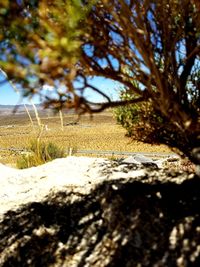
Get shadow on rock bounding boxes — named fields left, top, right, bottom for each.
left=0, top=175, right=200, bottom=266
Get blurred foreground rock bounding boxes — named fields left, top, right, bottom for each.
left=0, top=156, right=200, bottom=266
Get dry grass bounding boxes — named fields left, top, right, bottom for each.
left=0, top=110, right=171, bottom=166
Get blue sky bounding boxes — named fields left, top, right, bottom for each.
left=0, top=76, right=121, bottom=105
left=0, top=81, right=40, bottom=105
left=83, top=77, right=121, bottom=103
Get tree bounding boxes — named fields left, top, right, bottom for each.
left=0, top=0, right=199, bottom=165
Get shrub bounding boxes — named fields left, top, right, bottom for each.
left=17, top=140, right=65, bottom=169
left=114, top=91, right=141, bottom=137
left=114, top=89, right=191, bottom=158
left=113, top=89, right=164, bottom=141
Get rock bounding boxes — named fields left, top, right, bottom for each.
left=121, top=156, right=141, bottom=165
left=155, top=156, right=180, bottom=169
left=122, top=155, right=158, bottom=169
left=0, top=157, right=110, bottom=217
left=0, top=162, right=199, bottom=267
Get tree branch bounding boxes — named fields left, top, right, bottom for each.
left=180, top=14, right=198, bottom=97
left=85, top=90, right=150, bottom=113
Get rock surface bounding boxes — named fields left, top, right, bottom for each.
left=122, top=154, right=160, bottom=168
left=0, top=156, right=147, bottom=216
left=0, top=156, right=199, bottom=267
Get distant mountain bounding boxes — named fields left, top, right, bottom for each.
left=0, top=104, right=42, bottom=109
left=0, top=104, right=75, bottom=115
left=0, top=104, right=43, bottom=115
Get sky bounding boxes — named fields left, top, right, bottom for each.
left=0, top=76, right=121, bottom=105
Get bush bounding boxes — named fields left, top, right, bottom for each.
left=114, top=91, right=141, bottom=137
left=113, top=89, right=164, bottom=141
left=17, top=140, right=66, bottom=169
left=113, top=88, right=190, bottom=156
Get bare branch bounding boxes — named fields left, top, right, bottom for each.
left=85, top=93, right=149, bottom=113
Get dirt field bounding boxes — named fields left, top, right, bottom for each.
left=0, top=109, right=171, bottom=165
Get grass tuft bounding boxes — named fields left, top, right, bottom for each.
left=17, top=140, right=66, bottom=169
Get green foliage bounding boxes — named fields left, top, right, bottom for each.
left=114, top=91, right=141, bottom=137
left=17, top=140, right=65, bottom=169
left=0, top=0, right=96, bottom=99
left=114, top=88, right=164, bottom=141
left=114, top=87, right=191, bottom=156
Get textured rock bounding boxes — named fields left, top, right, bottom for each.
left=0, top=156, right=199, bottom=267
left=0, top=156, right=145, bottom=216
left=122, top=154, right=160, bottom=169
